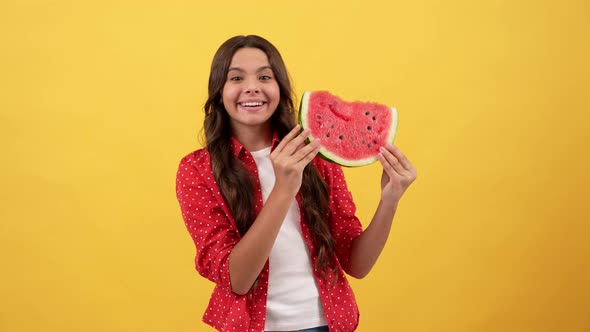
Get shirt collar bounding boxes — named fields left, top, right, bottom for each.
left=230, top=132, right=281, bottom=159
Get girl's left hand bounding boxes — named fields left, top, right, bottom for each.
left=377, top=144, right=417, bottom=203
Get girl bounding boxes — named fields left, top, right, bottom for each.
left=176, top=35, right=417, bottom=332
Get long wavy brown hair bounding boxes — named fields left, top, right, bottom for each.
left=203, top=35, right=336, bottom=279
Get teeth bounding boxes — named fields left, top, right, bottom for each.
left=241, top=102, right=263, bottom=107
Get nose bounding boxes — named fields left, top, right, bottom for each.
left=245, top=78, right=260, bottom=94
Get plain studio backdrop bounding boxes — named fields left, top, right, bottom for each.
left=1, top=0, right=589, bottom=331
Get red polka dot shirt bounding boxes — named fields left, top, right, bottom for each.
left=175, top=136, right=364, bottom=332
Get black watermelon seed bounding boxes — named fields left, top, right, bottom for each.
left=339, top=135, right=343, bottom=140
left=367, top=126, right=372, bottom=130
left=365, top=111, right=370, bottom=115
left=326, top=133, right=330, bottom=138
left=372, top=116, right=377, bottom=120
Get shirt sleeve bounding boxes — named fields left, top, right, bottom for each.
left=175, top=154, right=239, bottom=292
left=324, top=162, right=364, bottom=274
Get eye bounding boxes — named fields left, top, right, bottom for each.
left=229, top=76, right=242, bottom=81
left=259, top=75, right=272, bottom=81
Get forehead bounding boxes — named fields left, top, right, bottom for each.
left=229, top=47, right=271, bottom=69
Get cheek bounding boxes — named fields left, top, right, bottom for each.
left=221, top=85, right=236, bottom=103
left=270, top=84, right=281, bottom=101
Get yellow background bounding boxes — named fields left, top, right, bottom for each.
left=1, top=0, right=589, bottom=331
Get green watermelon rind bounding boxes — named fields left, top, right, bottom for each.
left=298, top=91, right=399, bottom=167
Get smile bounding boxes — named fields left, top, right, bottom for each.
left=239, top=101, right=265, bottom=107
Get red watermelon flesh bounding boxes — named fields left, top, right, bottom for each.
left=299, top=91, right=398, bottom=167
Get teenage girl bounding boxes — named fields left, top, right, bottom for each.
left=176, top=35, right=417, bottom=332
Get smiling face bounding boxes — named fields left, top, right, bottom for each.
left=222, top=47, right=280, bottom=141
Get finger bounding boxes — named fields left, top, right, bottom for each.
left=377, top=151, right=396, bottom=178
left=274, top=125, right=301, bottom=154
left=292, top=139, right=321, bottom=163
left=281, top=128, right=312, bottom=157
left=379, top=146, right=405, bottom=174
left=295, top=141, right=306, bottom=152
left=295, top=141, right=321, bottom=169
left=384, top=144, right=414, bottom=171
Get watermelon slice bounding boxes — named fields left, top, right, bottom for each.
left=298, top=91, right=398, bottom=167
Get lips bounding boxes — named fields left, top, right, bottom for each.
left=240, top=101, right=264, bottom=107
left=238, top=100, right=267, bottom=112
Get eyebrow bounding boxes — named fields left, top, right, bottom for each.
left=227, top=65, right=273, bottom=73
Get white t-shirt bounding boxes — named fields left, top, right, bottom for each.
left=250, top=147, right=327, bottom=331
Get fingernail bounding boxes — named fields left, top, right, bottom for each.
left=380, top=146, right=386, bottom=152
left=294, top=124, right=301, bottom=130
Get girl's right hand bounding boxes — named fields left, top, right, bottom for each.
left=270, top=125, right=321, bottom=197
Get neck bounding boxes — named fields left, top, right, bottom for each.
left=232, top=124, right=273, bottom=151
